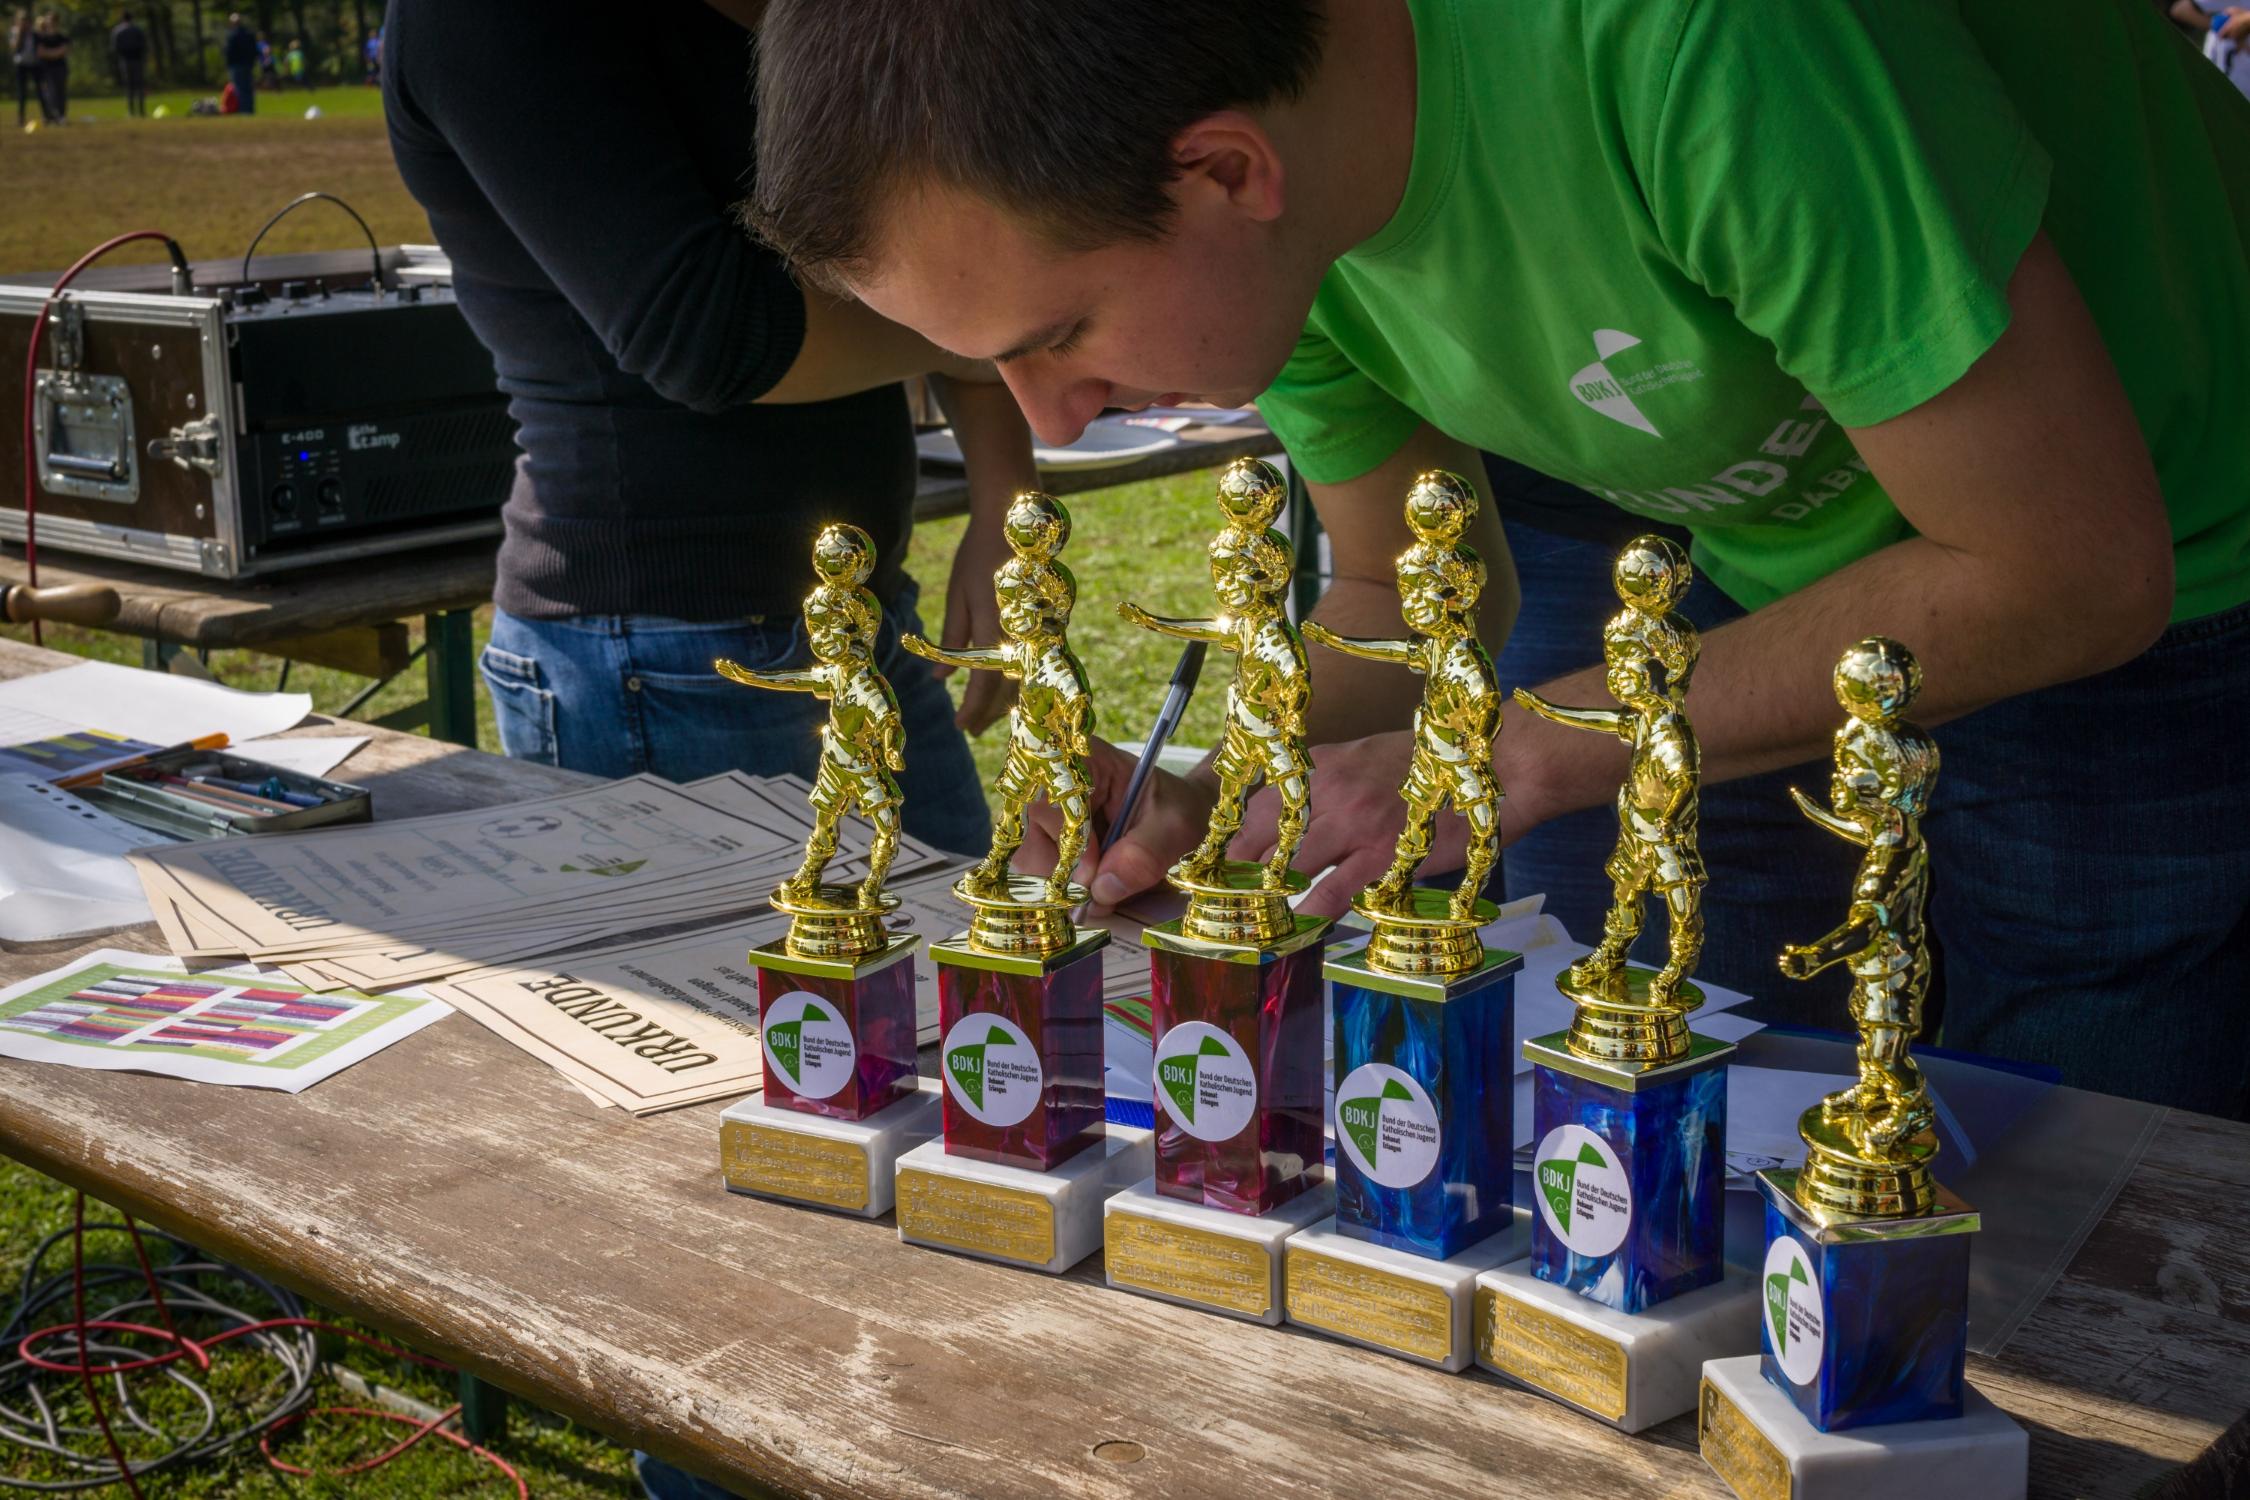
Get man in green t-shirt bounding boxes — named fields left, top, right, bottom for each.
left=748, top=0, right=2250, bottom=1117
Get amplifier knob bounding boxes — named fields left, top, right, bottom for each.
left=316, top=479, right=344, bottom=515
left=269, top=483, right=298, bottom=517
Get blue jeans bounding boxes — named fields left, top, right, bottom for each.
left=480, top=584, right=991, bottom=859
left=1496, top=522, right=2250, bottom=1117
left=228, top=63, right=255, bottom=113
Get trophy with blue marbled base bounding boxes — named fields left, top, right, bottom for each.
left=1701, top=640, right=2025, bottom=1499
left=1284, top=471, right=1530, bottom=1373
left=1476, top=537, right=1754, bottom=1432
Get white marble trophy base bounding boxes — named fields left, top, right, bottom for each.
left=1699, top=1355, right=2028, bottom=1500
left=1283, top=1210, right=1533, bottom=1373
left=1474, top=1259, right=1758, bottom=1433
left=1103, top=1175, right=1337, bottom=1326
left=894, top=1126, right=1153, bottom=1274
left=719, top=1079, right=941, bottom=1219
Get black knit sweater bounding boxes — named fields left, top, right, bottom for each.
left=382, top=0, right=915, bottom=620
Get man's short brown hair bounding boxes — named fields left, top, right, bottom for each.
left=749, top=1, right=1326, bottom=289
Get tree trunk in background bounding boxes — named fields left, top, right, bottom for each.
left=288, top=0, right=308, bottom=67
left=188, top=0, right=207, bottom=84
left=152, top=6, right=177, bottom=82
left=350, top=0, right=367, bottom=73
left=254, top=0, right=276, bottom=40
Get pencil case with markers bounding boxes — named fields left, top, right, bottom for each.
left=75, top=749, right=373, bottom=840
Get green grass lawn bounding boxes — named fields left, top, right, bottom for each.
left=0, top=74, right=1235, bottom=1498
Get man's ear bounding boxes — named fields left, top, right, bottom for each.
left=1171, top=110, right=1287, bottom=223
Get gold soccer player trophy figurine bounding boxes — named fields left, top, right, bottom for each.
left=1514, top=534, right=1706, bottom=1062
left=902, top=491, right=1098, bottom=954
left=716, top=521, right=906, bottom=957
left=1778, top=636, right=1943, bottom=1219
left=1483, top=534, right=1746, bottom=1431
left=1704, top=641, right=2009, bottom=1489
left=892, top=493, right=1130, bottom=1275
left=1285, top=472, right=1526, bottom=1371
left=713, top=523, right=934, bottom=1223
left=1119, top=457, right=1314, bottom=944
left=1303, top=470, right=1504, bottom=975
left=1101, top=459, right=1333, bottom=1312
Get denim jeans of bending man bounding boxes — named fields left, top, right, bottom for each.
left=1494, top=520, right=2250, bottom=1118
left=481, top=583, right=992, bottom=860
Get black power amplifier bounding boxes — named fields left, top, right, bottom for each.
left=0, top=245, right=514, bottom=579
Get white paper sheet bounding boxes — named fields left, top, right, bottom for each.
left=232, top=736, right=369, bottom=778
left=0, top=776, right=169, bottom=941
left=0, top=661, right=310, bottom=748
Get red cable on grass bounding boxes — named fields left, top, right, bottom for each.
left=19, top=1194, right=526, bottom=1495
left=18, top=230, right=188, bottom=647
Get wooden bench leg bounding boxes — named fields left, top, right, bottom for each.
left=457, top=1369, right=510, bottom=1444
left=424, top=609, right=478, bottom=747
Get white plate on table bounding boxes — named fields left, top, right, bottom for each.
left=917, top=416, right=1179, bottom=473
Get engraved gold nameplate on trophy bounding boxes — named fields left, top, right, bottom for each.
left=889, top=493, right=1150, bottom=1273
left=1100, top=459, right=1335, bottom=1324
left=715, top=524, right=940, bottom=1219
left=1472, top=535, right=1756, bottom=1429
left=1278, top=471, right=1528, bottom=1371
left=1701, top=639, right=2026, bottom=1498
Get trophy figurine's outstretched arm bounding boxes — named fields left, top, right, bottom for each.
left=1117, top=602, right=1231, bottom=645
left=1777, top=914, right=1872, bottom=981
left=1301, top=620, right=1417, bottom=667
left=714, top=658, right=828, bottom=695
left=900, top=635, right=1013, bottom=675
left=1790, top=786, right=1869, bottom=845
left=1512, top=686, right=1627, bottom=740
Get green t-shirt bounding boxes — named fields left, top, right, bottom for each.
left=1257, top=0, right=2250, bottom=621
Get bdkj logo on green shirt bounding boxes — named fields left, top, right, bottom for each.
left=1533, top=1124, right=1632, bottom=1258
left=1763, top=1237, right=1825, bottom=1386
left=941, top=1013, right=1040, bottom=1128
left=760, top=991, right=855, bottom=1101
left=1334, top=1063, right=1441, bottom=1189
left=1153, top=1022, right=1257, bottom=1142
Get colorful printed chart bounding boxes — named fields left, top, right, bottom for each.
left=0, top=950, right=450, bottom=1092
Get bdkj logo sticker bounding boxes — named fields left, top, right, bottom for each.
left=1533, top=1124, right=1632, bottom=1258
left=942, top=1014, right=1042, bottom=1127
left=761, top=991, right=856, bottom=1100
left=1153, top=1022, right=1258, bottom=1142
left=1763, top=1236, right=1825, bottom=1386
left=1334, top=1063, right=1441, bottom=1188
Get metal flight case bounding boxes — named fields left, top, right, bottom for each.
left=0, top=245, right=514, bottom=580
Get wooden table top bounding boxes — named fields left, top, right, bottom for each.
left=0, top=635, right=2243, bottom=1500
left=0, top=539, right=498, bottom=649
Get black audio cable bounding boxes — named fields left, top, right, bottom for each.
left=239, top=192, right=383, bottom=294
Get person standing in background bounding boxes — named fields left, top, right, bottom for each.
left=11, top=11, right=41, bottom=127
left=284, top=36, right=304, bottom=89
left=384, top=0, right=1039, bottom=877
left=30, top=11, right=66, bottom=123
left=221, top=12, right=255, bottom=113
left=108, top=9, right=145, bottom=115
left=255, top=30, right=277, bottom=90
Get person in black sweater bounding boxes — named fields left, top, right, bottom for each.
left=108, top=10, right=145, bottom=116
left=383, top=0, right=1036, bottom=861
